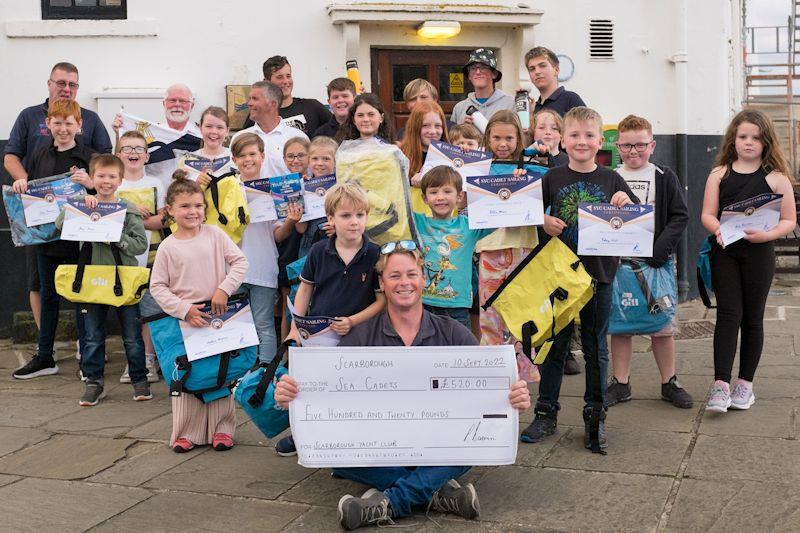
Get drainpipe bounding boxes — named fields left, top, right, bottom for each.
left=671, top=0, right=690, bottom=302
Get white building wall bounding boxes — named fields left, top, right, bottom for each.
left=0, top=0, right=740, bottom=139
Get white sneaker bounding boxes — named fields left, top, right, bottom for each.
left=146, top=353, right=160, bottom=383
left=75, top=340, right=80, bottom=360
left=119, top=365, right=131, bottom=384
left=729, top=379, right=755, bottom=410
left=705, top=380, right=731, bottom=413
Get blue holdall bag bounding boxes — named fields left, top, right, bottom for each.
left=609, top=258, right=677, bottom=335
left=234, top=341, right=293, bottom=439
left=143, top=295, right=257, bottom=403
left=696, top=235, right=715, bottom=309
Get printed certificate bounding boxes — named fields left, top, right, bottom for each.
left=719, top=193, right=783, bottom=247
left=180, top=153, right=232, bottom=181
left=287, top=298, right=340, bottom=347
left=420, top=141, right=493, bottom=182
left=465, top=172, right=544, bottom=229
left=60, top=199, right=126, bottom=243
left=242, top=178, right=278, bottom=223
left=578, top=203, right=654, bottom=257
left=21, top=173, right=83, bottom=227
left=179, top=299, right=259, bottom=361
left=290, top=345, right=519, bottom=467
left=301, top=173, right=336, bottom=222
left=269, top=173, right=304, bottom=220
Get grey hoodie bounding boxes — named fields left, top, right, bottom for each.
left=450, top=89, right=515, bottom=125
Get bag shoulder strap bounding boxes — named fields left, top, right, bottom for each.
left=247, top=341, right=294, bottom=408
left=71, top=242, right=94, bottom=293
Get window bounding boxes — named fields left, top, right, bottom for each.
left=588, top=18, right=614, bottom=60
left=42, top=0, right=127, bottom=20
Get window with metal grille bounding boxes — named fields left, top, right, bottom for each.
left=42, top=0, right=127, bottom=20
left=589, top=18, right=614, bottom=60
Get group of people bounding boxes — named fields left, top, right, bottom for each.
left=3, top=43, right=797, bottom=530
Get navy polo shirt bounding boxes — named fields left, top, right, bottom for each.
left=299, top=236, right=380, bottom=318
left=533, top=86, right=586, bottom=117
left=4, top=99, right=112, bottom=171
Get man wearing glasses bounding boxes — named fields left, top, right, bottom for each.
left=4, top=62, right=112, bottom=337
left=275, top=241, right=532, bottom=530
left=451, top=49, right=514, bottom=125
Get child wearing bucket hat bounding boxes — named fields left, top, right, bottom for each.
left=451, top=48, right=514, bottom=125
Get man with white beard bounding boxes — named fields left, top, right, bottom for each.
left=112, top=84, right=202, bottom=187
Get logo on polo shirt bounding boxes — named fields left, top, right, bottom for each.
left=361, top=273, right=366, bottom=283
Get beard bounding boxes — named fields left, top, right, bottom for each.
left=166, top=108, right=190, bottom=123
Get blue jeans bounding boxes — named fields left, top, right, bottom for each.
left=423, top=305, right=471, bottom=330
left=333, top=466, right=471, bottom=517
left=536, top=281, right=612, bottom=412
left=81, top=303, right=146, bottom=383
left=36, top=251, right=86, bottom=363
left=240, top=283, right=277, bottom=362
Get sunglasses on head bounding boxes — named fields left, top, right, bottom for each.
left=380, top=240, right=418, bottom=255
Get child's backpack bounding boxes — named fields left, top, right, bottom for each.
left=116, top=186, right=162, bottom=265
left=144, top=298, right=257, bottom=403
left=234, top=342, right=293, bottom=439
left=696, top=236, right=715, bottom=309
left=609, top=258, right=677, bottom=334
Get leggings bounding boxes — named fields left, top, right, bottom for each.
left=710, top=241, right=775, bottom=382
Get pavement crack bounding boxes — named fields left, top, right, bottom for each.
left=654, top=399, right=707, bottom=532
left=706, top=484, right=746, bottom=532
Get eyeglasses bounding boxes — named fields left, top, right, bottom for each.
left=380, top=240, right=418, bottom=255
left=120, top=146, right=147, bottom=154
left=49, top=79, right=79, bottom=90
left=285, top=153, right=308, bottom=161
left=467, top=64, right=492, bottom=73
left=165, top=98, right=193, bottom=106
left=616, top=141, right=653, bottom=153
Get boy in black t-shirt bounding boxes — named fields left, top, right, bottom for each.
left=521, top=106, right=635, bottom=451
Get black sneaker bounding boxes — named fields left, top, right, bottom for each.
left=338, top=489, right=393, bottom=530
left=79, top=381, right=106, bottom=407
left=605, top=377, right=632, bottom=407
left=661, top=376, right=693, bottom=409
left=564, top=353, right=581, bottom=375
left=12, top=357, right=59, bottom=380
left=520, top=409, right=558, bottom=443
left=583, top=420, right=608, bottom=449
left=275, top=435, right=297, bottom=456
left=429, top=479, right=480, bottom=520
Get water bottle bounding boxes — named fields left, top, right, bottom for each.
left=346, top=60, right=363, bottom=94
left=466, top=105, right=488, bottom=134
left=515, top=89, right=530, bottom=130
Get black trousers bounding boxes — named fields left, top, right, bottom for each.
left=710, top=241, right=775, bottom=382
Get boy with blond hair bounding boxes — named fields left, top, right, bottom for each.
left=522, top=106, right=635, bottom=451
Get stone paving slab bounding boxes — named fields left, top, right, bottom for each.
left=667, top=478, right=800, bottom=532
left=542, top=426, right=690, bottom=476
left=477, top=466, right=672, bottom=531
left=698, top=399, right=796, bottom=439
left=144, top=444, right=314, bottom=499
left=686, top=434, right=800, bottom=483
left=0, top=426, right=52, bottom=458
left=44, top=398, right=171, bottom=437
left=91, top=491, right=308, bottom=533
left=0, top=477, right=151, bottom=532
left=125, top=412, right=172, bottom=442
left=0, top=392, right=84, bottom=427
left=0, top=434, right=134, bottom=480
left=86, top=441, right=206, bottom=486
left=0, top=474, right=20, bottom=487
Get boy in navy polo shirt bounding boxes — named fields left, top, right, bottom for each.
left=526, top=46, right=586, bottom=117
left=278, top=182, right=385, bottom=456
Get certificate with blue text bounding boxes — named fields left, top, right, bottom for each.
left=420, top=141, right=493, bottom=182
left=288, top=298, right=340, bottom=347
left=301, top=173, right=336, bottom=222
left=719, top=193, right=783, bottom=247
left=242, top=179, right=278, bottom=223
left=60, top=199, right=126, bottom=243
left=21, top=173, right=83, bottom=227
left=290, top=345, right=519, bottom=468
left=179, top=299, right=259, bottom=361
left=465, top=172, right=544, bottom=229
left=578, top=203, right=654, bottom=257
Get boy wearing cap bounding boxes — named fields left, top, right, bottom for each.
left=451, top=48, right=514, bottom=125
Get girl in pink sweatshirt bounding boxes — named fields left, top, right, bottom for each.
left=149, top=170, right=249, bottom=452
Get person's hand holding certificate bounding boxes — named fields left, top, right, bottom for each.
left=578, top=203, right=654, bottom=257
left=179, top=299, right=259, bottom=361
left=21, top=173, right=83, bottom=227
left=60, top=198, right=126, bottom=243
left=243, top=178, right=278, bottom=223
left=465, top=171, right=544, bottom=229
left=719, top=193, right=783, bottom=247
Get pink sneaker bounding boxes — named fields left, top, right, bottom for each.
left=705, top=380, right=731, bottom=413
left=729, top=379, right=755, bottom=410
left=172, top=438, right=194, bottom=453
left=213, top=433, right=234, bottom=451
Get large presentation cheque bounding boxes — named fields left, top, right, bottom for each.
left=289, top=345, right=519, bottom=468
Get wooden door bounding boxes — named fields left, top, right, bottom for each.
left=371, top=48, right=475, bottom=131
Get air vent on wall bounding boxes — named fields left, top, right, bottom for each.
left=589, top=18, right=614, bottom=60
